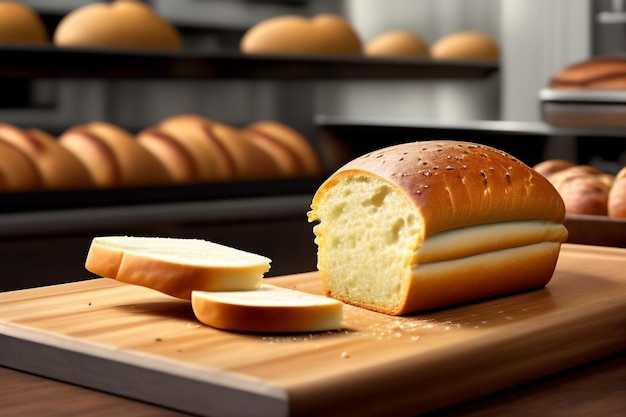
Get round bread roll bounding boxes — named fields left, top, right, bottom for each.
left=549, top=58, right=626, bottom=89
left=431, top=31, right=499, bottom=61
left=54, top=0, right=182, bottom=50
left=608, top=166, right=626, bottom=218
left=0, top=124, right=93, bottom=190
left=0, top=139, right=42, bottom=192
left=308, top=140, right=567, bottom=315
left=243, top=121, right=323, bottom=177
left=0, top=2, right=48, bottom=43
left=59, top=122, right=172, bottom=188
left=365, top=30, right=429, bottom=58
left=240, top=14, right=362, bottom=55
left=532, top=159, right=576, bottom=179
left=545, top=165, right=614, bottom=216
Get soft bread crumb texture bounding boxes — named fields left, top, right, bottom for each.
left=85, top=236, right=271, bottom=299
left=192, top=284, right=344, bottom=333
left=308, top=140, right=567, bottom=315
left=311, top=175, right=421, bottom=314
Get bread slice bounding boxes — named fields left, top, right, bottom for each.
left=308, top=140, right=568, bottom=315
left=192, top=284, right=343, bottom=333
left=85, top=236, right=271, bottom=299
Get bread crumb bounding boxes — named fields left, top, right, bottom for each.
left=341, top=351, right=350, bottom=359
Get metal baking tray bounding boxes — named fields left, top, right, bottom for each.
left=540, top=89, right=626, bottom=128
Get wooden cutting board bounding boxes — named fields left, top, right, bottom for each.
left=1, top=243, right=625, bottom=417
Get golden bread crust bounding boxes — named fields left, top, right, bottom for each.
left=313, top=141, right=565, bottom=237
left=240, top=14, right=362, bottom=55
left=54, top=0, right=181, bottom=50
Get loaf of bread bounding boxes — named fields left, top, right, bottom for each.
left=0, top=124, right=93, bottom=190
left=138, top=115, right=283, bottom=182
left=86, top=236, right=271, bottom=299
left=240, top=14, right=362, bottom=55
left=537, top=163, right=616, bottom=216
left=243, top=121, right=323, bottom=177
left=59, top=122, right=172, bottom=188
left=549, top=57, right=626, bottom=89
left=0, top=139, right=42, bottom=192
left=54, top=0, right=182, bottom=50
left=192, top=284, right=343, bottom=333
left=431, top=31, right=499, bottom=61
left=138, top=115, right=230, bottom=182
left=0, top=2, right=48, bottom=43
left=532, top=159, right=576, bottom=178
left=608, top=166, right=626, bottom=218
left=308, top=141, right=567, bottom=315
left=365, top=30, right=430, bottom=58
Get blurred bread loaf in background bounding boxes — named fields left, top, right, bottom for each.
left=533, top=159, right=625, bottom=218
left=431, top=31, right=499, bottom=61
left=549, top=57, right=626, bottom=89
left=365, top=30, right=430, bottom=58
left=0, top=1, right=48, bottom=44
left=53, top=0, right=182, bottom=50
left=0, top=116, right=322, bottom=193
left=58, top=122, right=173, bottom=188
left=0, top=124, right=93, bottom=190
left=240, top=14, right=362, bottom=55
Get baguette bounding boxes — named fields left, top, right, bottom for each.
left=192, top=284, right=343, bottom=333
left=85, top=236, right=271, bottom=299
left=307, top=140, right=567, bottom=315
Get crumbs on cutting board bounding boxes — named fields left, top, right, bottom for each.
left=259, top=304, right=464, bottom=345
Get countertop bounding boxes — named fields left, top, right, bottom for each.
left=2, top=351, right=625, bottom=417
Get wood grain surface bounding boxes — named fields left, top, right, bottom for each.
left=0, top=244, right=625, bottom=417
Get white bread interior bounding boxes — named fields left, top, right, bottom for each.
left=86, top=236, right=271, bottom=299
left=308, top=141, right=568, bottom=315
left=192, top=284, right=343, bottom=333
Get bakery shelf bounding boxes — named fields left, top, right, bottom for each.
left=0, top=45, right=498, bottom=80
left=316, top=115, right=626, bottom=169
left=0, top=176, right=323, bottom=214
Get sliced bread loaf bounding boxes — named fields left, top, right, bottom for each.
left=86, top=236, right=271, bottom=299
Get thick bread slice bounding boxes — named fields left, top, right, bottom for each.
left=85, top=236, right=271, bottom=299
left=308, top=140, right=568, bottom=315
left=192, top=284, right=343, bottom=333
